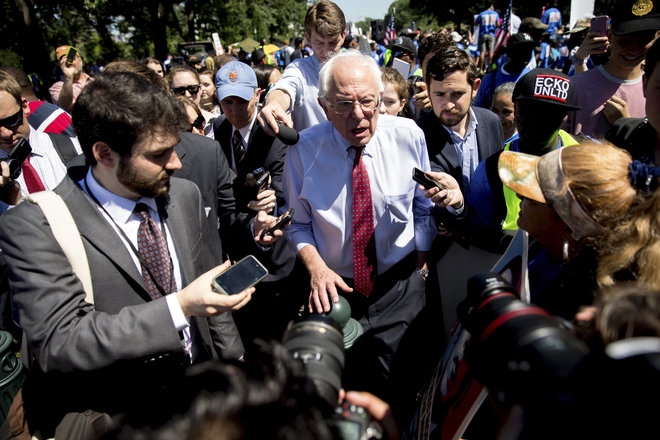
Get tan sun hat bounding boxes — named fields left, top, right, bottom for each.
left=498, top=148, right=606, bottom=240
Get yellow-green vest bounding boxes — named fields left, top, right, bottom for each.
left=501, top=130, right=579, bottom=231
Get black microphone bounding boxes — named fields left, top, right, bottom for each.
left=276, top=123, right=299, bottom=145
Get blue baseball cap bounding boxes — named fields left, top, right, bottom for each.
left=215, top=61, right=258, bottom=102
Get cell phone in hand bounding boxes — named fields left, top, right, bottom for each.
left=212, top=255, right=268, bottom=295
left=255, top=170, right=270, bottom=194
left=6, top=138, right=31, bottom=180
left=260, top=208, right=294, bottom=240
left=65, top=47, right=78, bottom=65
left=412, top=167, right=445, bottom=191
left=590, top=16, right=609, bottom=37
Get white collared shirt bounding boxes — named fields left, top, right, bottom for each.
left=283, top=114, right=436, bottom=278
left=269, top=56, right=326, bottom=131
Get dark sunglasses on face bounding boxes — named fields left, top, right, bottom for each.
left=172, top=84, right=200, bottom=96
left=0, top=108, right=23, bottom=130
left=190, top=114, right=206, bottom=132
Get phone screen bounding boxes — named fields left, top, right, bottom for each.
left=66, top=47, right=78, bottom=65
left=212, top=256, right=268, bottom=295
left=590, top=16, right=609, bottom=36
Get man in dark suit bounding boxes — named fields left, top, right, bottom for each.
left=213, top=61, right=304, bottom=343
left=0, top=72, right=275, bottom=436
left=418, top=45, right=504, bottom=195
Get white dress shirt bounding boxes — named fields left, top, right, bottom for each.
left=0, top=130, right=82, bottom=215
left=283, top=114, right=436, bottom=278
left=269, top=55, right=326, bottom=131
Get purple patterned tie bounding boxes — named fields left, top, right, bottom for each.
left=135, top=203, right=173, bottom=300
left=350, top=146, right=376, bottom=296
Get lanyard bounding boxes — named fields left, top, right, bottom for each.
left=84, top=178, right=175, bottom=298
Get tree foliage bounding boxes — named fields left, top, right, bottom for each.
left=0, top=0, right=307, bottom=89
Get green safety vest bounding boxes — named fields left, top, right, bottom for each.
left=501, top=130, right=579, bottom=231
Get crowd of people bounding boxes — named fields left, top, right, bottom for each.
left=0, top=0, right=659, bottom=439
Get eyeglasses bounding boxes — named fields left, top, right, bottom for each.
left=0, top=108, right=23, bottom=130
left=172, top=84, right=200, bottom=96
left=190, top=114, right=206, bottom=132
left=326, top=97, right=380, bottom=115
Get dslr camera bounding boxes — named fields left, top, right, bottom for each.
left=282, top=315, right=384, bottom=440
left=456, top=272, right=660, bottom=439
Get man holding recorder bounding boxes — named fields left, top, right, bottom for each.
left=0, top=71, right=282, bottom=437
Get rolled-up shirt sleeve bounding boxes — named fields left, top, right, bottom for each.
left=282, top=142, right=317, bottom=252
left=412, top=129, right=437, bottom=252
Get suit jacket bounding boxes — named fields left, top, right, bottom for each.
left=417, top=106, right=504, bottom=192
left=173, top=131, right=237, bottom=259
left=0, top=164, right=243, bottom=432
left=213, top=116, right=296, bottom=281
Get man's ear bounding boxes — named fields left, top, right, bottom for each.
left=21, top=98, right=31, bottom=118
left=92, top=142, right=117, bottom=169
left=318, top=97, right=331, bottom=119
left=472, top=77, right=482, bottom=98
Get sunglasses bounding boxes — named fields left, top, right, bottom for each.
left=190, top=114, right=206, bottom=132
left=0, top=108, right=23, bottom=130
left=172, top=84, right=200, bottom=96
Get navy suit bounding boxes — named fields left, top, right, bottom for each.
left=417, top=106, right=504, bottom=193
left=213, top=116, right=307, bottom=342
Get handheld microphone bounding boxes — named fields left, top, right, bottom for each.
left=276, top=122, right=299, bottom=145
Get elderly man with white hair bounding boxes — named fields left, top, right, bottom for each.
left=282, top=50, right=463, bottom=407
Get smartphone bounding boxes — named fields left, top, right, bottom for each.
left=5, top=138, right=32, bottom=180
left=412, top=167, right=445, bottom=191
left=212, top=255, right=269, bottom=295
left=255, top=170, right=270, bottom=193
left=65, top=47, right=78, bottom=65
left=590, top=16, right=609, bottom=37
left=260, top=208, right=294, bottom=240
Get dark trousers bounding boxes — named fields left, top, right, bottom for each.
left=341, top=254, right=428, bottom=405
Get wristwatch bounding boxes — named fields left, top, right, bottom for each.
left=416, top=268, right=429, bottom=281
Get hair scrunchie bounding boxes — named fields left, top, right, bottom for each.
left=628, top=160, right=660, bottom=193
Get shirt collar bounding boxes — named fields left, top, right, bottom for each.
left=442, top=107, right=479, bottom=140
left=233, top=112, right=258, bottom=146
left=84, top=167, right=159, bottom=226
left=330, top=121, right=377, bottom=160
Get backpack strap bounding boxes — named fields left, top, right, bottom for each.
left=47, top=132, right=79, bottom=166
left=25, top=191, right=94, bottom=305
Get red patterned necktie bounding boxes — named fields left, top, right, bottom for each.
left=21, top=154, right=45, bottom=193
left=350, top=146, right=376, bottom=296
left=135, top=203, right=173, bottom=300
left=233, top=130, right=246, bottom=164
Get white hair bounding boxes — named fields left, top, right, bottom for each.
left=318, top=50, right=384, bottom=101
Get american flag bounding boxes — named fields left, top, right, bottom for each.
left=384, top=8, right=396, bottom=45
left=493, top=0, right=512, bottom=59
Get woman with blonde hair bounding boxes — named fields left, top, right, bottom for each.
left=379, top=67, right=413, bottom=118
left=498, top=141, right=660, bottom=318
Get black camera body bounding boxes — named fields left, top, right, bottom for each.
left=282, top=315, right=383, bottom=440
left=457, top=272, right=660, bottom=439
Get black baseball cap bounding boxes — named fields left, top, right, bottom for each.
left=513, top=68, right=581, bottom=110
left=507, top=33, right=536, bottom=49
left=611, top=0, right=660, bottom=35
left=386, top=36, right=417, bottom=57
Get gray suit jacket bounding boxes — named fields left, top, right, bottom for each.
left=0, top=164, right=243, bottom=431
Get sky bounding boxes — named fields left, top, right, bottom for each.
left=331, top=0, right=392, bottom=24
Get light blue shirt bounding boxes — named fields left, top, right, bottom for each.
left=283, top=114, right=436, bottom=278
left=269, top=55, right=326, bottom=131
left=442, top=107, right=479, bottom=192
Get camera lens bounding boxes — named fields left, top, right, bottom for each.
left=458, top=273, right=589, bottom=400
left=282, top=315, right=345, bottom=411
